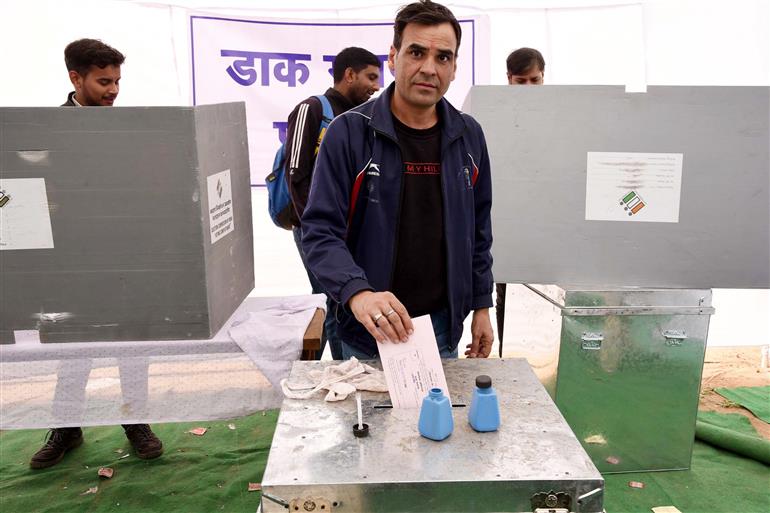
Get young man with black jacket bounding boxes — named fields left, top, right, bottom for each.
left=300, top=0, right=494, bottom=361
left=30, top=38, right=163, bottom=470
left=285, top=46, right=381, bottom=360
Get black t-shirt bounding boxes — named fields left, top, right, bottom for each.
left=390, top=115, right=448, bottom=317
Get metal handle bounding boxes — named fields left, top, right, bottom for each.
left=663, top=329, right=687, bottom=346
left=261, top=492, right=289, bottom=508
left=576, top=487, right=604, bottom=513
left=581, top=332, right=603, bottom=350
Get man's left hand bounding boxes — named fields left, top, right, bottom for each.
left=465, top=308, right=494, bottom=358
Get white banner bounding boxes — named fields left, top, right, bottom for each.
left=190, top=14, right=488, bottom=185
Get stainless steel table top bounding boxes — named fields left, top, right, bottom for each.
left=262, top=358, right=603, bottom=513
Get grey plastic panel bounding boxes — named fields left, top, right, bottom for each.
left=194, top=103, right=255, bottom=335
left=463, top=85, right=770, bottom=288
left=0, top=103, right=254, bottom=343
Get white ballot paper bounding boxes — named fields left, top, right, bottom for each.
left=378, top=315, right=451, bottom=409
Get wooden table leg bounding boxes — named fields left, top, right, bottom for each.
left=301, top=308, right=324, bottom=360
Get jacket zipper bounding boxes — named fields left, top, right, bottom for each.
left=373, top=127, right=405, bottom=292
left=441, top=132, right=467, bottom=349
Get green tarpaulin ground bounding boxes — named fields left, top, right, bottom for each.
left=0, top=412, right=278, bottom=513
left=714, top=386, right=770, bottom=424
left=1, top=410, right=767, bottom=512
left=603, top=411, right=769, bottom=513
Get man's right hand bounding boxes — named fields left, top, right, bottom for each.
left=348, top=291, right=413, bottom=344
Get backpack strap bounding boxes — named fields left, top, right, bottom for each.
left=315, top=94, right=334, bottom=127
left=313, top=94, right=335, bottom=156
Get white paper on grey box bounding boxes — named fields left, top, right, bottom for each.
left=0, top=178, right=54, bottom=250
left=207, top=169, right=235, bottom=244
left=585, top=152, right=683, bottom=223
left=378, top=315, right=451, bottom=409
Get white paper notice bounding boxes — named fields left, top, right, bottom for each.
left=0, top=178, right=54, bottom=250
left=13, top=330, right=41, bottom=346
left=207, top=169, right=234, bottom=244
left=585, top=152, right=683, bottom=223
left=378, top=315, right=451, bottom=409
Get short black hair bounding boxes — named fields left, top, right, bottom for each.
left=64, top=39, right=125, bottom=77
left=506, top=47, right=545, bottom=76
left=332, top=47, right=381, bottom=83
left=393, top=0, right=462, bottom=54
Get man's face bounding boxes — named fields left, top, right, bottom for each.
left=388, top=22, right=457, bottom=113
left=69, top=64, right=121, bottom=106
left=349, top=64, right=382, bottom=106
left=507, top=65, right=543, bottom=85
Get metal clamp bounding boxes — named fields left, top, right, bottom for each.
left=532, top=491, right=571, bottom=511
left=581, top=332, right=604, bottom=350
left=663, top=329, right=687, bottom=346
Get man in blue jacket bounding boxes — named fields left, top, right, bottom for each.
left=301, top=0, right=494, bottom=360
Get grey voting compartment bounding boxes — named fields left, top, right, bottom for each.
left=461, top=86, right=766, bottom=474
left=0, top=102, right=254, bottom=343
left=463, top=85, right=770, bottom=289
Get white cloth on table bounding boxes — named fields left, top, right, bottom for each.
left=281, top=357, right=388, bottom=401
left=228, top=294, right=327, bottom=390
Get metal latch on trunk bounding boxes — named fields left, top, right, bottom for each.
left=531, top=490, right=571, bottom=512
left=580, top=332, right=603, bottom=350
left=663, top=329, right=687, bottom=346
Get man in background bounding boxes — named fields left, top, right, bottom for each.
left=506, top=47, right=545, bottom=85
left=30, top=39, right=163, bottom=469
left=496, top=47, right=545, bottom=349
left=285, top=46, right=381, bottom=360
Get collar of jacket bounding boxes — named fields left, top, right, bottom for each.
left=324, top=87, right=355, bottom=111
left=62, top=91, right=77, bottom=107
left=367, top=83, right=466, bottom=142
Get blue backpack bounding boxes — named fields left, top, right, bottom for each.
left=266, top=95, right=334, bottom=229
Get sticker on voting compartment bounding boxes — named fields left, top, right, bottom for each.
left=0, top=178, right=55, bottom=250
left=207, top=169, right=235, bottom=244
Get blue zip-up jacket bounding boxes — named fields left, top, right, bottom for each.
left=301, top=84, right=493, bottom=357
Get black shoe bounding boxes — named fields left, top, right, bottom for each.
left=123, top=424, right=163, bottom=459
left=30, top=427, right=84, bottom=469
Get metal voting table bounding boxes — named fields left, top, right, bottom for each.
left=261, top=359, right=604, bottom=513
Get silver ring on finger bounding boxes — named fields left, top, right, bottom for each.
left=385, top=309, right=396, bottom=317
left=372, top=312, right=384, bottom=325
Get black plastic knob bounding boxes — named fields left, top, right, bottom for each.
left=476, top=375, right=492, bottom=389
left=353, top=423, right=369, bottom=438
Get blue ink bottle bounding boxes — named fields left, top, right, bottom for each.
left=468, top=375, right=500, bottom=432
left=418, top=388, right=454, bottom=441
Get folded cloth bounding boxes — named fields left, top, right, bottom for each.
left=281, top=357, right=388, bottom=401
left=229, top=294, right=327, bottom=390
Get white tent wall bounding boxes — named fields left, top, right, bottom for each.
left=1, top=0, right=768, bottom=347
